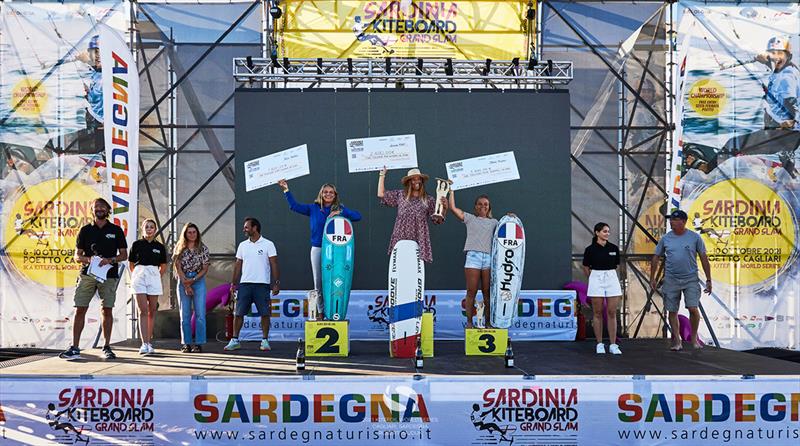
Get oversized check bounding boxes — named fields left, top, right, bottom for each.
left=346, top=134, right=418, bottom=173
left=244, top=144, right=310, bottom=192
left=445, top=151, right=520, bottom=190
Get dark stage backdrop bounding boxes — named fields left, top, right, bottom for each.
left=234, top=89, right=571, bottom=290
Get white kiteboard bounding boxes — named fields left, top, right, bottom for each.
left=490, top=215, right=526, bottom=328
left=388, top=240, right=424, bottom=358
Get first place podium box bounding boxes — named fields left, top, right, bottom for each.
left=465, top=328, right=508, bottom=356
left=305, top=320, right=349, bottom=357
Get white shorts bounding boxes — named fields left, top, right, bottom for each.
left=587, top=270, right=622, bottom=298
left=131, top=265, right=163, bottom=295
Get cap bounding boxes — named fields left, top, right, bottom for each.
left=767, top=35, right=791, bottom=53
left=666, top=210, right=688, bottom=220
left=88, top=35, right=100, bottom=50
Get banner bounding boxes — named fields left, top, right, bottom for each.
left=0, top=3, right=133, bottom=349
left=0, top=375, right=796, bottom=445
left=240, top=290, right=576, bottom=341
left=100, top=23, right=139, bottom=248
left=672, top=2, right=800, bottom=350
left=277, top=1, right=534, bottom=60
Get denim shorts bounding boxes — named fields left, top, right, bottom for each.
left=464, top=250, right=491, bottom=270
left=235, top=283, right=271, bottom=317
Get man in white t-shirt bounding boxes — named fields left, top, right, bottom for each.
left=225, top=217, right=280, bottom=351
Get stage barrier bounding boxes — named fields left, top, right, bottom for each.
left=239, top=290, right=577, bottom=342
left=0, top=375, right=797, bottom=445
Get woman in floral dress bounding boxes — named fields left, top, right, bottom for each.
left=377, top=167, right=447, bottom=263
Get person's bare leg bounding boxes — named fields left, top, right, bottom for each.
left=688, top=306, right=703, bottom=348
left=606, top=297, right=620, bottom=345
left=464, top=269, right=480, bottom=328
left=260, top=316, right=270, bottom=339
left=72, top=307, right=89, bottom=347
left=591, top=297, right=604, bottom=344
left=101, top=307, right=113, bottom=346
left=233, top=316, right=243, bottom=338
left=136, top=294, right=149, bottom=344
left=668, top=311, right=682, bottom=350
left=480, top=268, right=491, bottom=328
left=147, top=296, right=158, bottom=342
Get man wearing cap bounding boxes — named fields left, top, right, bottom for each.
left=756, top=35, right=800, bottom=131
left=649, top=210, right=712, bottom=351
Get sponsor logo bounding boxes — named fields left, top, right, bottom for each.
left=618, top=392, right=800, bottom=422
left=48, top=386, right=155, bottom=442
left=194, top=391, right=430, bottom=423
left=470, top=387, right=579, bottom=445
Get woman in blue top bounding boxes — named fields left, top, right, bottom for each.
left=277, top=180, right=362, bottom=313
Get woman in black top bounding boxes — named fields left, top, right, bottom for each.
left=582, top=222, right=622, bottom=355
left=129, top=219, right=168, bottom=355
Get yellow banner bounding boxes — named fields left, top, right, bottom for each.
left=278, top=1, right=534, bottom=60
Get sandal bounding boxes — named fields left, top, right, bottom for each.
left=191, top=345, right=202, bottom=353
left=180, top=344, right=191, bottom=353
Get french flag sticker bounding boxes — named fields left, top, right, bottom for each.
left=498, top=222, right=524, bottom=249
left=325, top=218, right=352, bottom=245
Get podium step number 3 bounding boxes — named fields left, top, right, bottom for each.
left=305, top=321, right=349, bottom=357
left=465, top=328, right=508, bottom=356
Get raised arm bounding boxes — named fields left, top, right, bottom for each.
left=449, top=190, right=464, bottom=221
left=278, top=179, right=313, bottom=216
left=377, top=167, right=387, bottom=198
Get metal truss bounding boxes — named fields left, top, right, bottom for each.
left=233, top=57, right=573, bottom=88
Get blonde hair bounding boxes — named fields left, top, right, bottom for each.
left=314, top=183, right=341, bottom=211
left=172, top=222, right=205, bottom=261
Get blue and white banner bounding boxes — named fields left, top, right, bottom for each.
left=0, top=375, right=796, bottom=445
left=240, top=290, right=577, bottom=341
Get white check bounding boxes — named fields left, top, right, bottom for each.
left=446, top=151, right=520, bottom=190
left=346, top=134, right=418, bottom=173
left=244, top=144, right=310, bottom=192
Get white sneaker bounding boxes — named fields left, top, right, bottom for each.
left=259, top=339, right=271, bottom=351
left=224, top=338, right=241, bottom=351
left=147, top=343, right=155, bottom=354
left=596, top=343, right=606, bottom=354
left=139, top=344, right=149, bottom=355
left=609, top=343, right=622, bottom=355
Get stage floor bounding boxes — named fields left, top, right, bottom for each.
left=2, top=339, right=799, bottom=377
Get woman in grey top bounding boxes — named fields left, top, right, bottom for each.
left=449, top=191, right=499, bottom=328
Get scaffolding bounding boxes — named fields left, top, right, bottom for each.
left=0, top=0, right=683, bottom=340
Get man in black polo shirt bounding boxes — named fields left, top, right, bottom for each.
left=59, top=197, right=128, bottom=360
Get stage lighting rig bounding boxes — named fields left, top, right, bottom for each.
left=417, top=58, right=424, bottom=75
left=483, top=58, right=492, bottom=76
left=526, top=1, right=535, bottom=20
left=527, top=58, right=538, bottom=71
left=445, top=58, right=454, bottom=76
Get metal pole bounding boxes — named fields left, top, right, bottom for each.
left=168, top=27, right=178, bottom=309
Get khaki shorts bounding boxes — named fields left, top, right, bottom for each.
left=74, top=274, right=119, bottom=308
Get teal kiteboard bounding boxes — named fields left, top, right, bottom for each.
left=321, top=216, right=355, bottom=320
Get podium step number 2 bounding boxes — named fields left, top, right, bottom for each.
left=305, top=321, right=349, bottom=357
left=465, top=328, right=508, bottom=356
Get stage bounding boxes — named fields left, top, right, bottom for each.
left=3, top=339, right=798, bottom=377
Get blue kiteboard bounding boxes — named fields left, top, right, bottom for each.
left=321, top=216, right=355, bottom=320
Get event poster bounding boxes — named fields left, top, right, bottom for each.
left=277, top=1, right=534, bottom=59
left=672, top=2, right=800, bottom=350
left=0, top=2, right=136, bottom=348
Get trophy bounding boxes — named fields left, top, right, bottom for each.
left=433, top=178, right=452, bottom=223
left=307, top=289, right=320, bottom=321
left=475, top=301, right=486, bottom=329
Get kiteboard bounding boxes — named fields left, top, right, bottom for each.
left=388, top=240, right=424, bottom=358
left=321, top=216, right=355, bottom=321
left=490, top=215, right=526, bottom=328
